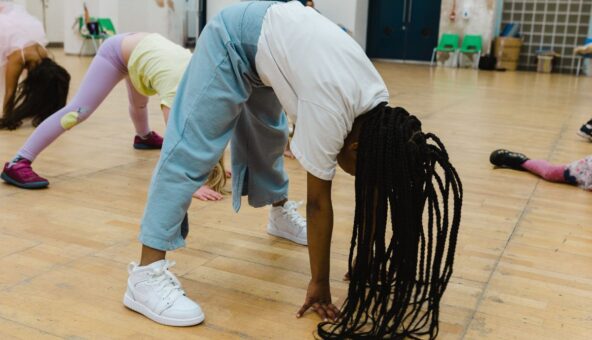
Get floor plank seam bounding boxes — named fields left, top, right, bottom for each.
left=0, top=313, right=63, bottom=338
left=0, top=242, right=42, bottom=262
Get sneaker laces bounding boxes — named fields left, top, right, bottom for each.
left=148, top=261, right=185, bottom=302
left=283, top=201, right=306, bottom=231
left=12, top=160, right=41, bottom=181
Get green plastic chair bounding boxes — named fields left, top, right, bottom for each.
left=459, top=35, right=482, bottom=68
left=431, top=33, right=460, bottom=66
left=97, top=18, right=116, bottom=36
left=78, top=17, right=117, bottom=56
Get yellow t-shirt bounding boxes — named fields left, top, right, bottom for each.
left=127, top=33, right=191, bottom=108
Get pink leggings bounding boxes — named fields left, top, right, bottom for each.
left=522, top=159, right=567, bottom=183
left=17, top=33, right=151, bottom=161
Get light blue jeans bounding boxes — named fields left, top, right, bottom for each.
left=139, top=1, right=288, bottom=251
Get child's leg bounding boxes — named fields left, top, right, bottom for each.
left=231, top=86, right=289, bottom=210
left=16, top=40, right=128, bottom=161
left=127, top=1, right=281, bottom=328
left=138, top=7, right=262, bottom=255
left=284, top=117, right=295, bottom=159
left=231, top=87, right=307, bottom=245
left=125, top=78, right=151, bottom=137
left=522, top=159, right=567, bottom=183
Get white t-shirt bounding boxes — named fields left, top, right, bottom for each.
left=255, top=1, right=389, bottom=181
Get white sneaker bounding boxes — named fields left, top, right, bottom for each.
left=123, top=260, right=204, bottom=326
left=267, top=200, right=307, bottom=245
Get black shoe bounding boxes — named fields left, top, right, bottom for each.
left=577, top=119, right=592, bottom=141
left=490, top=149, right=529, bottom=170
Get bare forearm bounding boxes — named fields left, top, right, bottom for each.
left=161, top=105, right=170, bottom=124
left=3, top=87, right=15, bottom=112
left=4, top=56, right=23, bottom=113
left=306, top=173, right=334, bottom=283
left=307, top=201, right=333, bottom=282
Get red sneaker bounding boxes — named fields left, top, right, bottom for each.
left=1, top=159, right=49, bottom=189
left=133, top=131, right=163, bottom=150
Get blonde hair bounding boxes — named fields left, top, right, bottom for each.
left=204, top=157, right=229, bottom=194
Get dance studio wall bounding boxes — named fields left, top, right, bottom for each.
left=439, top=0, right=498, bottom=54
left=62, top=0, right=173, bottom=55
left=7, top=0, right=181, bottom=53
left=4, top=0, right=65, bottom=43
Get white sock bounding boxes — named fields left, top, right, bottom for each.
left=7, top=156, right=25, bottom=168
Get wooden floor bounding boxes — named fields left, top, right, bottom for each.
left=1, top=50, right=591, bottom=339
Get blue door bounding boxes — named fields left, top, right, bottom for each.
left=366, top=0, right=407, bottom=59
left=367, top=0, right=442, bottom=61
left=405, top=0, right=442, bottom=61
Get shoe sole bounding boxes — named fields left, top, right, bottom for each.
left=123, top=293, right=205, bottom=327
left=133, top=144, right=162, bottom=150
left=577, top=130, right=592, bottom=141
left=1, top=172, right=48, bottom=189
left=267, top=224, right=307, bottom=246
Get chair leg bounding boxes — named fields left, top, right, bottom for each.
left=91, top=37, right=98, bottom=55
left=577, top=58, right=582, bottom=76
left=431, top=49, right=437, bottom=66
left=474, top=52, right=481, bottom=69
left=79, top=39, right=85, bottom=56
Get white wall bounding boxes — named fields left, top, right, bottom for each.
left=116, top=0, right=168, bottom=35
left=7, top=0, right=182, bottom=50
left=354, top=0, right=369, bottom=49
left=206, top=0, right=238, bottom=21
left=314, top=0, right=369, bottom=48
left=4, top=0, right=64, bottom=43
left=10, top=0, right=369, bottom=49
left=439, top=0, right=497, bottom=54
left=62, top=0, right=184, bottom=55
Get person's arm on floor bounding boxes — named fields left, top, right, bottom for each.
left=297, top=172, right=340, bottom=321
left=3, top=54, right=24, bottom=114
left=161, top=105, right=170, bottom=123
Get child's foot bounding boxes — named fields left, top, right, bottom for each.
left=133, top=131, right=164, bottom=150
left=577, top=119, right=592, bottom=141
left=123, top=260, right=204, bottom=326
left=267, top=201, right=307, bottom=245
left=1, top=159, right=49, bottom=189
left=489, top=149, right=529, bottom=170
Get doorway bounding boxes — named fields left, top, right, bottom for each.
left=366, top=0, right=442, bottom=62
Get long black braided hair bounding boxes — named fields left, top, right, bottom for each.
left=318, top=105, right=462, bottom=339
left=1, top=58, right=70, bottom=130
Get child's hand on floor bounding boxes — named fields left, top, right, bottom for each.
left=192, top=185, right=223, bottom=201
left=284, top=143, right=295, bottom=159
left=284, top=149, right=295, bottom=159
left=296, top=280, right=340, bottom=321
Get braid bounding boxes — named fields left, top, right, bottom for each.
left=318, top=106, right=463, bottom=339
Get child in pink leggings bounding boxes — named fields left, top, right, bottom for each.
left=490, top=149, right=592, bottom=190
left=1, top=32, right=226, bottom=200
